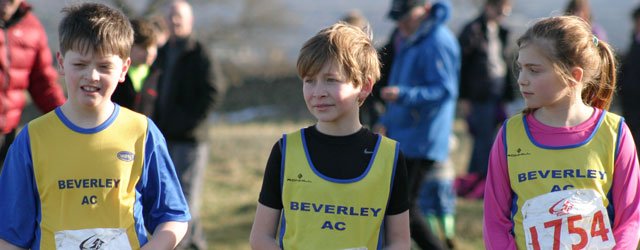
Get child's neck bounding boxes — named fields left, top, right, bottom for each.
left=315, top=120, right=362, bottom=136
left=534, top=103, right=594, bottom=127
left=60, top=102, right=115, bottom=129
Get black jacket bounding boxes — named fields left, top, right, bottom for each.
left=458, top=14, right=515, bottom=102
left=111, top=71, right=159, bottom=117
left=619, top=35, right=640, bottom=125
left=152, top=37, right=222, bottom=142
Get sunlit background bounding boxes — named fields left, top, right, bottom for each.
left=30, top=0, right=640, bottom=65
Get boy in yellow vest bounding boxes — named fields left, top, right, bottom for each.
left=249, top=22, right=411, bottom=249
left=0, top=3, right=190, bottom=249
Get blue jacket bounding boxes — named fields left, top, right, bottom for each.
left=380, top=1, right=460, bottom=161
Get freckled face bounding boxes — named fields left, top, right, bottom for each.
left=516, top=45, right=570, bottom=110
left=302, top=61, right=364, bottom=125
left=57, top=50, right=130, bottom=110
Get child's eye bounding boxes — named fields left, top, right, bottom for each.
left=73, top=63, right=86, bottom=67
left=327, top=77, right=344, bottom=83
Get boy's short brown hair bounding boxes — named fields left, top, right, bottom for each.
left=297, top=22, right=381, bottom=88
left=131, top=18, right=157, bottom=48
left=58, top=3, right=133, bottom=59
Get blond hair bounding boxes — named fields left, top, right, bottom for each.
left=297, top=22, right=381, bottom=89
left=517, top=15, right=616, bottom=112
left=58, top=3, right=133, bottom=59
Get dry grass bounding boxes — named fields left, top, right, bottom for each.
left=202, top=120, right=485, bottom=250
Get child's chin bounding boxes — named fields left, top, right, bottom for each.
left=79, top=99, right=104, bottom=108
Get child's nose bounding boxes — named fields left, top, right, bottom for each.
left=312, top=84, right=327, bottom=97
left=517, top=74, right=529, bottom=86
left=89, top=68, right=100, bottom=81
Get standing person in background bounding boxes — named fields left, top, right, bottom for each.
left=150, top=14, right=169, bottom=48
left=153, top=1, right=222, bottom=249
left=619, top=6, right=640, bottom=146
left=364, top=24, right=402, bottom=130
left=112, top=17, right=159, bottom=117
left=565, top=0, right=608, bottom=41
left=455, top=0, right=514, bottom=199
left=484, top=16, right=640, bottom=249
left=340, top=9, right=368, bottom=30
left=340, top=9, right=382, bottom=129
left=0, top=0, right=65, bottom=170
left=377, top=0, right=460, bottom=249
left=417, top=157, right=457, bottom=249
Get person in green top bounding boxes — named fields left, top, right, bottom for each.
left=111, top=17, right=159, bottom=116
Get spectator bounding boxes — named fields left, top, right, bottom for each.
left=455, top=0, right=514, bottom=199
left=377, top=0, right=460, bottom=248
left=564, top=0, right=608, bottom=41
left=418, top=157, right=457, bottom=249
left=340, top=9, right=368, bottom=30
left=111, top=17, right=159, bottom=116
left=152, top=1, right=223, bottom=249
left=150, top=14, right=169, bottom=48
left=619, top=6, right=640, bottom=146
left=0, top=0, right=65, bottom=170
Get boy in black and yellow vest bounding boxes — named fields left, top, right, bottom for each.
left=249, top=22, right=411, bottom=249
left=0, top=3, right=190, bottom=249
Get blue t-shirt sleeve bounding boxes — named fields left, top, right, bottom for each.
left=0, top=127, right=38, bottom=248
left=140, top=118, right=191, bottom=232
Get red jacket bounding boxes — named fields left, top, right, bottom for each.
left=0, top=3, right=65, bottom=134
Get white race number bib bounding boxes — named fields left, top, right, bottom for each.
left=55, top=228, right=132, bottom=250
left=522, top=189, right=615, bottom=250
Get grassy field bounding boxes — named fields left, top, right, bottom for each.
left=202, top=119, right=485, bottom=249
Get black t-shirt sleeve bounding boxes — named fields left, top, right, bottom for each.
left=385, top=151, right=410, bottom=215
left=257, top=140, right=284, bottom=210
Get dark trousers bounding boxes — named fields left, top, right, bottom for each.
left=466, top=100, right=501, bottom=176
left=168, top=141, right=209, bottom=250
left=406, top=158, right=446, bottom=250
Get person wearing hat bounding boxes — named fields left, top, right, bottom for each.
left=376, top=0, right=460, bottom=249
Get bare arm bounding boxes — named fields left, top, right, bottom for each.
left=249, top=203, right=281, bottom=250
left=384, top=210, right=411, bottom=250
left=140, top=221, right=188, bottom=250
left=0, top=239, right=26, bottom=250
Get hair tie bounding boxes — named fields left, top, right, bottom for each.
left=593, top=35, right=599, bottom=46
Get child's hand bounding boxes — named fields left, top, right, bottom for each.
left=381, top=86, right=400, bottom=102
left=373, top=123, right=387, bottom=135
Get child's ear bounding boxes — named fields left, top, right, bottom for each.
left=569, top=66, right=584, bottom=86
left=119, top=57, right=132, bottom=83
left=56, top=52, right=64, bottom=76
left=358, top=78, right=374, bottom=102
left=361, top=78, right=373, bottom=95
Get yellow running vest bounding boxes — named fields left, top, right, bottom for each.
left=280, top=130, right=398, bottom=250
left=29, top=108, right=147, bottom=249
left=506, top=112, right=620, bottom=249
